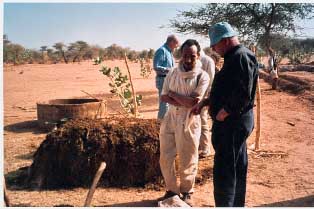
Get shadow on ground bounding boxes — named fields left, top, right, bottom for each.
left=258, top=195, right=314, bottom=207
left=4, top=120, right=48, bottom=134
left=16, top=152, right=35, bottom=160
left=5, top=167, right=30, bottom=190
left=10, top=203, right=33, bottom=207
left=97, top=199, right=157, bottom=207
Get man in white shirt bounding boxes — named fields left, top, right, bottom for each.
left=158, top=39, right=209, bottom=206
left=199, top=50, right=215, bottom=158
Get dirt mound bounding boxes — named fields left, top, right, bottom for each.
left=259, top=70, right=312, bottom=94
left=306, top=61, right=314, bottom=65
left=26, top=117, right=162, bottom=189
left=280, top=64, right=314, bottom=73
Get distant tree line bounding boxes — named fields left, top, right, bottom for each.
left=3, top=35, right=155, bottom=65
left=3, top=34, right=314, bottom=66
left=265, top=34, right=314, bottom=64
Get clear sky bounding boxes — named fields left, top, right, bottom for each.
left=3, top=2, right=314, bottom=51
left=3, top=3, right=210, bottom=51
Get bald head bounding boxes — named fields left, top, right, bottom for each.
left=166, top=35, right=180, bottom=51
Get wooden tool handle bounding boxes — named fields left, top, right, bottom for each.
left=84, top=162, right=106, bottom=207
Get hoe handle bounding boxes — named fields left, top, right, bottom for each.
left=84, top=162, right=106, bottom=207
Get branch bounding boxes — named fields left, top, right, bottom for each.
left=124, top=53, right=138, bottom=117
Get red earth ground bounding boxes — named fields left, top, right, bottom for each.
left=3, top=60, right=314, bottom=207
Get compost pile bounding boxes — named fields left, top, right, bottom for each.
left=27, top=117, right=161, bottom=189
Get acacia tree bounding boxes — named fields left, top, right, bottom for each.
left=53, top=42, right=68, bottom=63
left=170, top=3, right=314, bottom=49
left=105, top=44, right=125, bottom=60
left=40, top=46, right=48, bottom=63
left=8, top=44, right=24, bottom=65
left=68, top=41, right=89, bottom=63
left=3, top=34, right=11, bottom=63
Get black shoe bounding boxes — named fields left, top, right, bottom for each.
left=157, top=190, right=178, bottom=201
left=181, top=192, right=194, bottom=206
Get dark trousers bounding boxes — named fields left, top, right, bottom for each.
left=211, top=109, right=254, bottom=207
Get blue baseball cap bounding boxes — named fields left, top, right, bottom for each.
left=208, top=22, right=238, bottom=47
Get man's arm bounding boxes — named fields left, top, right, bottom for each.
left=190, top=98, right=210, bottom=115
left=161, top=94, right=181, bottom=106
left=153, top=49, right=171, bottom=75
left=167, top=91, right=199, bottom=108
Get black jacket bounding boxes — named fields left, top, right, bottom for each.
left=207, top=45, right=259, bottom=119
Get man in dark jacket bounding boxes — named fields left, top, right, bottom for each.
left=191, top=22, right=259, bottom=207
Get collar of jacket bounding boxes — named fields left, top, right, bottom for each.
left=224, top=44, right=242, bottom=60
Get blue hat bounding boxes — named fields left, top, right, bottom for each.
left=208, top=22, right=238, bottom=47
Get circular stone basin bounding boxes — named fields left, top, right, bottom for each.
left=37, top=99, right=107, bottom=127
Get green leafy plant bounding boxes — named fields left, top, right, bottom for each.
left=139, top=58, right=152, bottom=78
left=100, top=66, right=142, bottom=116
left=93, top=57, right=102, bottom=65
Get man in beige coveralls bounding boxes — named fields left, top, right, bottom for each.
left=199, top=50, right=215, bottom=158
left=158, top=39, right=209, bottom=206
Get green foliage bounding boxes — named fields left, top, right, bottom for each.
left=21, top=49, right=35, bottom=64
left=290, top=39, right=314, bottom=64
left=170, top=3, right=314, bottom=49
left=263, top=34, right=314, bottom=64
left=53, top=42, right=68, bottom=63
left=139, top=58, right=152, bottom=78
left=3, top=43, right=25, bottom=65
left=287, top=51, right=307, bottom=65
left=68, top=41, right=89, bottom=63
left=104, top=44, right=125, bottom=60
left=92, top=57, right=102, bottom=65
left=100, top=66, right=142, bottom=115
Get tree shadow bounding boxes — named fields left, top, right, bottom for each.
left=97, top=199, right=157, bottom=207
left=10, top=203, right=33, bottom=207
left=5, top=166, right=30, bottom=190
left=15, top=151, right=35, bottom=160
left=54, top=204, right=74, bottom=207
left=141, top=108, right=159, bottom=113
left=4, top=120, right=48, bottom=134
left=258, top=195, right=314, bottom=207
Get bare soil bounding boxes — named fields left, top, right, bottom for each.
left=3, top=61, right=314, bottom=207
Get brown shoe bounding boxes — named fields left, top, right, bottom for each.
left=181, top=192, right=194, bottom=206
left=157, top=190, right=178, bottom=201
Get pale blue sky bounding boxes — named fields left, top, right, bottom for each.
left=3, top=2, right=314, bottom=51
left=4, top=3, right=209, bottom=50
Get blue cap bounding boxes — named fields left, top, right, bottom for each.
left=208, top=22, right=238, bottom=47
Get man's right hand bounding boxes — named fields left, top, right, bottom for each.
left=190, top=101, right=204, bottom=116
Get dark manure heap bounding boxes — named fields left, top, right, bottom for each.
left=27, top=117, right=162, bottom=189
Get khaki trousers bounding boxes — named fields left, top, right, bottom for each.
left=199, top=107, right=211, bottom=153
left=159, top=107, right=201, bottom=194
